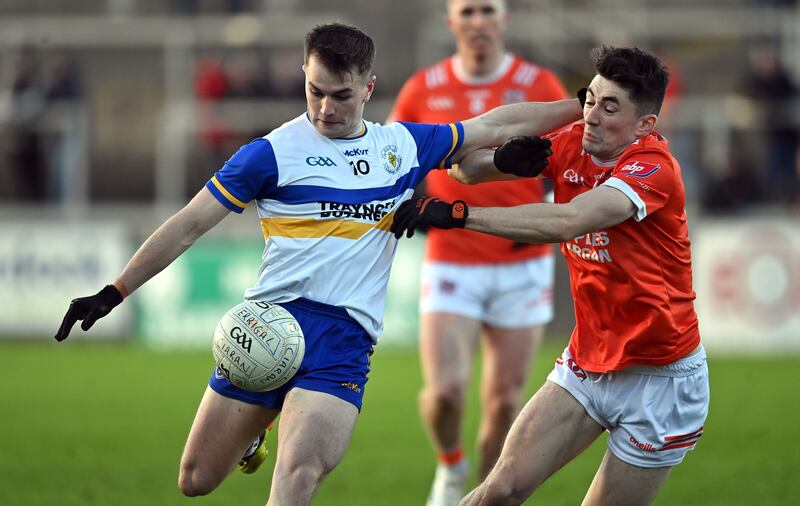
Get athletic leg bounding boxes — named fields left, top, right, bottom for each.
left=460, top=381, right=605, bottom=505
left=419, top=311, right=481, bottom=455
left=178, top=386, right=279, bottom=496
left=476, top=324, right=543, bottom=479
left=580, top=351, right=709, bottom=505
left=419, top=311, right=482, bottom=505
left=476, top=256, right=553, bottom=480
left=267, top=388, right=359, bottom=505
left=581, top=450, right=671, bottom=506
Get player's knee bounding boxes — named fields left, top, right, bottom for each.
left=479, top=457, right=540, bottom=504
left=421, top=379, right=468, bottom=410
left=178, top=459, right=217, bottom=497
left=275, top=454, right=330, bottom=490
left=485, top=393, right=519, bottom=425
left=480, top=473, right=528, bottom=505
left=479, top=478, right=515, bottom=504
left=178, top=473, right=213, bottom=497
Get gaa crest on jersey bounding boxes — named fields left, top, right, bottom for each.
left=502, top=89, right=526, bottom=105
left=380, top=145, right=402, bottom=174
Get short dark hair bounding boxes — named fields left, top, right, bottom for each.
left=590, top=46, right=669, bottom=116
left=304, top=23, right=375, bottom=79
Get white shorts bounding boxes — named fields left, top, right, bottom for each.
left=546, top=346, right=710, bottom=468
left=419, top=257, right=554, bottom=328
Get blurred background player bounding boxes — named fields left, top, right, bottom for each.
left=387, top=1, right=567, bottom=504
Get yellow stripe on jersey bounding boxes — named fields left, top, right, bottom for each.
left=262, top=212, right=395, bottom=240
left=438, top=123, right=460, bottom=169
left=211, top=176, right=248, bottom=209
left=337, top=122, right=367, bottom=139
left=374, top=212, right=395, bottom=233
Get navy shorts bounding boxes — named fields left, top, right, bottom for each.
left=209, top=297, right=373, bottom=411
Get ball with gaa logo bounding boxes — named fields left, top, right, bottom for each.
left=212, top=301, right=305, bottom=392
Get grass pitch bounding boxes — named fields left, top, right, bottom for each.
left=1, top=340, right=797, bottom=505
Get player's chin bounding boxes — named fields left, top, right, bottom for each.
left=315, top=121, right=343, bottom=137
left=581, top=138, right=597, bottom=153
left=469, top=38, right=492, bottom=51
left=470, top=32, right=492, bottom=43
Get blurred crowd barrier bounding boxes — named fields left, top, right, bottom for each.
left=1, top=2, right=798, bottom=209
left=2, top=214, right=799, bottom=353
left=0, top=1, right=798, bottom=350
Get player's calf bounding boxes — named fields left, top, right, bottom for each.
left=477, top=399, right=516, bottom=478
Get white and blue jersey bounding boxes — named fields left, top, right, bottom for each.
left=205, top=113, right=464, bottom=342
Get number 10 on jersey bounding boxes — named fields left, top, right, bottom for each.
left=350, top=159, right=370, bottom=175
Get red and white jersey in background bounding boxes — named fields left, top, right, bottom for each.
left=389, top=54, right=568, bottom=264
left=542, top=124, right=701, bottom=372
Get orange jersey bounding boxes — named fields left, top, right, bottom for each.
left=542, top=124, right=700, bottom=372
left=389, top=54, right=568, bottom=264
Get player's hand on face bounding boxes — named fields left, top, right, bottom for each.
left=55, top=284, right=124, bottom=342
left=391, top=197, right=468, bottom=239
left=493, top=136, right=552, bottom=178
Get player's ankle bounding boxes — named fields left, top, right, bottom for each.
left=437, top=445, right=465, bottom=467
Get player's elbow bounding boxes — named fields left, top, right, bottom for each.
left=450, top=166, right=482, bottom=185
left=179, top=215, right=209, bottom=249
left=550, top=224, right=576, bottom=243
left=553, top=205, right=583, bottom=242
left=181, top=224, right=203, bottom=248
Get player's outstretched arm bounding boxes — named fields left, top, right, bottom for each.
left=55, top=188, right=231, bottom=341
left=448, top=150, right=511, bottom=185
left=454, top=98, right=580, bottom=162
left=450, top=136, right=553, bottom=184
left=391, top=186, right=637, bottom=243
left=466, top=186, right=637, bottom=243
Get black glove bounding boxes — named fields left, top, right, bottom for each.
left=408, top=185, right=431, bottom=235
left=493, top=136, right=552, bottom=178
left=391, top=197, right=468, bottom=239
left=55, top=284, right=124, bottom=342
left=577, top=87, right=587, bottom=108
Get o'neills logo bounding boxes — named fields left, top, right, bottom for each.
left=629, top=436, right=656, bottom=452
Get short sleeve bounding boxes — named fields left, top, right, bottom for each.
left=603, top=151, right=674, bottom=221
left=398, top=122, right=464, bottom=173
left=205, top=138, right=279, bottom=213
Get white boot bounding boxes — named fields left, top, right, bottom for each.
left=426, top=459, right=469, bottom=506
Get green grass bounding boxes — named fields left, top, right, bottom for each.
left=1, top=341, right=798, bottom=505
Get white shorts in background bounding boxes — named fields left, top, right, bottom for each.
left=546, top=346, right=710, bottom=468
left=419, top=257, right=554, bottom=328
